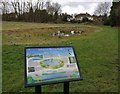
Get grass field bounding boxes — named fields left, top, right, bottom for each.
left=2, top=21, right=118, bottom=93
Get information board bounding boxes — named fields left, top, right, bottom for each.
left=25, top=46, right=82, bottom=87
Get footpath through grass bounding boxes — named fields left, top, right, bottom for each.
left=2, top=22, right=118, bottom=93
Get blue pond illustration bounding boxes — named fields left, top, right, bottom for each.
left=43, top=59, right=60, bottom=66
left=30, top=57, right=42, bottom=62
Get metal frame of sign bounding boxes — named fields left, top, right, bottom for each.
left=24, top=46, right=83, bottom=87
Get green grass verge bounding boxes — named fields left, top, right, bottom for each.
left=2, top=22, right=118, bottom=92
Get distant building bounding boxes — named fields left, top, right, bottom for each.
left=75, top=13, right=94, bottom=21
left=92, top=15, right=105, bottom=24
left=66, top=15, right=74, bottom=21
left=63, top=12, right=105, bottom=24
left=74, top=13, right=105, bottom=24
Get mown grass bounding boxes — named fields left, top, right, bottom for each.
left=2, top=21, right=118, bottom=93
left=2, top=21, right=98, bottom=31
left=2, top=21, right=98, bottom=45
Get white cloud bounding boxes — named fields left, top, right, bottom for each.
left=51, top=0, right=113, bottom=3
left=62, top=5, right=86, bottom=14
left=62, top=6, right=79, bottom=14
left=61, top=2, right=100, bottom=15
left=51, top=0, right=112, bottom=15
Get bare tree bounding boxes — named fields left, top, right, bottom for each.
left=17, top=0, right=25, bottom=15
left=11, top=0, right=18, bottom=16
left=17, top=1, right=21, bottom=15
left=23, top=2, right=26, bottom=13
left=1, top=0, right=62, bottom=22
left=45, top=1, right=61, bottom=15
left=26, top=1, right=32, bottom=12
left=52, top=2, right=61, bottom=14
left=45, top=1, right=52, bottom=14
left=94, top=2, right=111, bottom=16
left=1, top=0, right=9, bottom=14
left=34, top=0, right=44, bottom=10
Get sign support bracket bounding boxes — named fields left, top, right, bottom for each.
left=35, top=85, right=41, bottom=94
left=35, top=82, right=70, bottom=94
left=64, top=82, right=69, bottom=94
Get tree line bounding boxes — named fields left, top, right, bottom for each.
left=0, top=0, right=120, bottom=26
left=94, top=1, right=120, bottom=26
left=1, top=0, right=67, bottom=23
left=109, top=1, right=120, bottom=26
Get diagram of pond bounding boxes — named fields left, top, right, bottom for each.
left=42, top=59, right=61, bottom=66
left=29, top=57, right=42, bottom=62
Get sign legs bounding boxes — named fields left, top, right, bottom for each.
left=35, top=85, right=41, bottom=94
left=35, top=82, right=69, bottom=94
left=64, top=82, right=69, bottom=94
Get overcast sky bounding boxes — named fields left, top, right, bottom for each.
left=51, top=0, right=113, bottom=15
left=0, top=0, right=114, bottom=15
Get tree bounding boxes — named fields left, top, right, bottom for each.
left=1, top=1, right=10, bottom=20
left=1, top=0, right=62, bottom=23
left=94, top=2, right=111, bottom=25
left=94, top=2, right=111, bottom=16
left=1, top=1, right=8, bottom=14
left=60, top=13, right=68, bottom=22
left=54, top=11, right=58, bottom=20
left=29, top=7, right=33, bottom=22
left=45, top=1, right=52, bottom=14
left=11, top=1, right=18, bottom=18
left=109, top=1, right=120, bottom=26
left=34, top=0, right=44, bottom=10
left=52, top=2, right=61, bottom=15
left=45, top=1, right=61, bottom=15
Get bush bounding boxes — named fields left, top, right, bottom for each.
left=103, top=17, right=110, bottom=26
left=82, top=17, right=89, bottom=22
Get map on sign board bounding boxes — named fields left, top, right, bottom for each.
left=25, top=46, right=82, bottom=86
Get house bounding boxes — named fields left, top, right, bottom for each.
left=66, top=15, right=74, bottom=21
left=92, top=15, right=105, bottom=24
left=75, top=13, right=93, bottom=21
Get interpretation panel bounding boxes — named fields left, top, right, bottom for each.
left=25, top=46, right=82, bottom=87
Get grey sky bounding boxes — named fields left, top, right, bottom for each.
left=61, top=2, right=99, bottom=15
left=51, top=0, right=113, bottom=15
left=0, top=0, right=113, bottom=15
